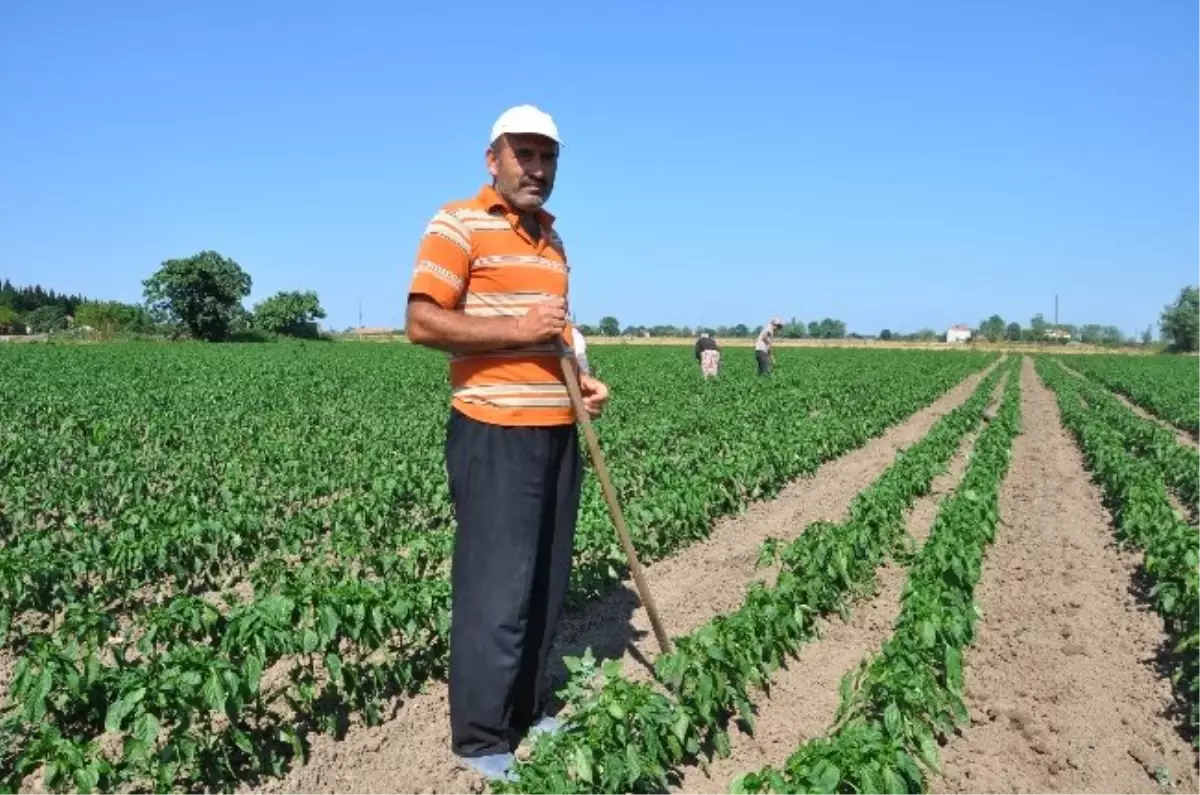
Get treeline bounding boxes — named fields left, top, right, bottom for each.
left=1, top=250, right=327, bottom=341
left=0, top=280, right=154, bottom=336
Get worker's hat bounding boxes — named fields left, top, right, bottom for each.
left=491, top=105, right=562, bottom=146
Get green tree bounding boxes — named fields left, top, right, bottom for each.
left=598, top=316, right=620, bottom=336
left=1159, top=285, right=1199, bottom=353
left=1029, top=313, right=1048, bottom=340
left=252, top=290, right=326, bottom=337
left=779, top=317, right=807, bottom=339
left=75, top=300, right=152, bottom=335
left=1004, top=322, right=1022, bottom=341
left=814, top=318, right=846, bottom=339
left=142, top=251, right=252, bottom=341
left=879, top=329, right=893, bottom=341
left=26, top=305, right=68, bottom=333
left=0, top=305, right=22, bottom=333
left=1141, top=325, right=1153, bottom=346
left=980, top=314, right=1005, bottom=342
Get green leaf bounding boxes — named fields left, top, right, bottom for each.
left=881, top=765, right=907, bottom=794
left=104, top=687, right=146, bottom=732
left=672, top=712, right=690, bottom=744
left=202, top=670, right=227, bottom=712
left=917, top=733, right=942, bottom=774
left=133, top=712, right=160, bottom=745
left=573, top=746, right=594, bottom=784
left=883, top=702, right=903, bottom=738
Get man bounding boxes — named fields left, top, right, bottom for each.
left=694, top=331, right=720, bottom=378
left=754, top=317, right=783, bottom=375
left=404, top=104, right=610, bottom=781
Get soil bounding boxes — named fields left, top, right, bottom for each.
left=930, top=357, right=1199, bottom=794
left=670, top=390, right=992, bottom=794
left=246, top=365, right=998, bottom=794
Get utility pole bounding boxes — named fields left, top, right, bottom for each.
left=1054, top=294, right=1059, bottom=326
left=358, top=300, right=363, bottom=329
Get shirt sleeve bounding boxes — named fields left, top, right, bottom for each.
left=408, top=209, right=472, bottom=309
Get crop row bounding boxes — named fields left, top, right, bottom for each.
left=0, top=345, right=995, bottom=792
left=1056, top=361, right=1198, bottom=514
left=492, top=359, right=1013, bottom=793
left=1036, top=358, right=1198, bottom=738
left=734, top=358, right=1021, bottom=794
left=1061, top=354, right=1199, bottom=438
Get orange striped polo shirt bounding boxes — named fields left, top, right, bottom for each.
left=407, top=184, right=577, bottom=427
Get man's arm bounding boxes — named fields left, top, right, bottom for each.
left=407, top=295, right=536, bottom=354
left=404, top=207, right=568, bottom=354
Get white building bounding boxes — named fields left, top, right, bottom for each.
left=946, top=324, right=972, bottom=343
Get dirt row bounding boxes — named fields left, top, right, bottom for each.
left=671, top=378, right=996, bottom=794
left=253, top=362, right=999, bottom=794
left=932, top=357, right=1197, bottom=794
left=251, top=358, right=1197, bottom=794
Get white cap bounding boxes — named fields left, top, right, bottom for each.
left=490, top=104, right=562, bottom=146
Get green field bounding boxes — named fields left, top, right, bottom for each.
left=0, top=342, right=994, bottom=792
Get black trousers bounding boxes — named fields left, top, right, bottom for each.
left=445, top=408, right=583, bottom=757
left=756, top=349, right=771, bottom=375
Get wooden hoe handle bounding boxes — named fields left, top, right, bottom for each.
left=553, top=337, right=673, bottom=655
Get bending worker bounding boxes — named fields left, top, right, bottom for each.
left=694, top=331, right=720, bottom=378
left=404, top=104, right=610, bottom=782
left=755, top=317, right=784, bottom=376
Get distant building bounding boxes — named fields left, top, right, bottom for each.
left=1045, top=327, right=1071, bottom=341
left=946, top=324, right=972, bottom=343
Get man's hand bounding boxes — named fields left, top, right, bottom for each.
left=516, top=297, right=567, bottom=344
left=578, top=374, right=609, bottom=418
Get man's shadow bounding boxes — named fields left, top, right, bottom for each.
left=540, top=581, right=657, bottom=715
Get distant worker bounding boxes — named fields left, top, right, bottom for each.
left=572, top=326, right=590, bottom=375
left=694, top=331, right=720, bottom=378
left=755, top=317, right=784, bottom=376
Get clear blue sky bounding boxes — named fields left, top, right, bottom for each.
left=2, top=1, right=1196, bottom=337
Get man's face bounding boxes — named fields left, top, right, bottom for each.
left=487, top=133, right=558, bottom=212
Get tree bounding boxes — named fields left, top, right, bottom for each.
left=75, top=300, right=152, bottom=335
left=1079, top=324, right=1124, bottom=347
left=812, top=318, right=846, bottom=339
left=880, top=329, right=893, bottom=341
left=26, top=305, right=68, bottom=333
left=1029, top=313, right=1048, bottom=339
left=143, top=251, right=252, bottom=341
left=598, top=316, right=620, bottom=337
left=1141, top=325, right=1153, bottom=346
left=779, top=317, right=807, bottom=339
left=0, top=305, right=22, bottom=334
left=252, top=290, right=326, bottom=337
left=980, top=314, right=1005, bottom=343
left=1004, top=322, right=1022, bottom=341
left=1160, top=285, right=1199, bottom=353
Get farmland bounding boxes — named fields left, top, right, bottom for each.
left=0, top=343, right=1196, bottom=794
